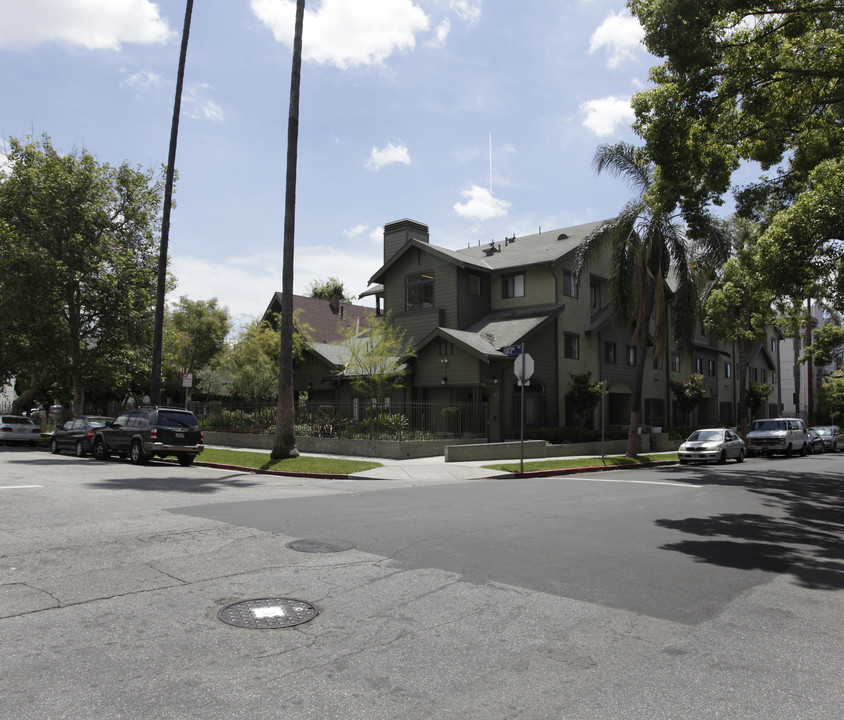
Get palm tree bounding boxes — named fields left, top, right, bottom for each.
left=151, top=0, right=194, bottom=406
left=271, top=0, right=306, bottom=459
left=573, top=142, right=724, bottom=457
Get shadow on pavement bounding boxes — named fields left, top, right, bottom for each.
left=656, top=465, right=844, bottom=590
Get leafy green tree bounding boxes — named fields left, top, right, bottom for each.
left=746, top=382, right=772, bottom=421
left=340, top=312, right=415, bottom=404
left=574, top=141, right=726, bottom=457
left=161, top=296, right=231, bottom=401
left=308, top=276, right=353, bottom=303
left=817, top=371, right=844, bottom=426
left=669, top=373, right=708, bottom=426
left=703, top=220, right=776, bottom=435
left=566, top=372, right=602, bottom=428
left=803, top=324, right=844, bottom=368
left=228, top=312, right=311, bottom=401
left=0, top=134, right=162, bottom=414
left=629, top=0, right=844, bottom=307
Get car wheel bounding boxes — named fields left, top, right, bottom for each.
left=785, top=444, right=793, bottom=458
left=50, top=438, right=60, bottom=454
left=736, top=449, right=744, bottom=463
left=75, top=441, right=85, bottom=457
left=129, top=440, right=148, bottom=465
left=799, top=443, right=807, bottom=457
left=92, top=438, right=109, bottom=461
left=717, top=450, right=727, bottom=465
left=177, top=454, right=194, bottom=467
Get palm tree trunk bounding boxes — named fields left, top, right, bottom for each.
left=627, top=279, right=656, bottom=457
left=737, top=340, right=749, bottom=437
left=272, top=0, right=305, bottom=459
left=151, top=0, right=194, bottom=405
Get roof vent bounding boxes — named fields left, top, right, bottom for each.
left=557, top=233, right=568, bottom=240
left=504, top=234, right=516, bottom=246
left=482, top=240, right=501, bottom=256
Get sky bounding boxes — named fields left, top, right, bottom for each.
left=2, top=0, right=659, bottom=329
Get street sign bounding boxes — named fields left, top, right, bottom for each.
left=182, top=373, right=193, bottom=388
left=513, top=353, right=534, bottom=382
left=499, top=344, right=523, bottom=356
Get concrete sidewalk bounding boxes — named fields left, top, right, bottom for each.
left=203, top=445, right=676, bottom=482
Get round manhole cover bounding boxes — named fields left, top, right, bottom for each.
left=218, top=598, right=318, bottom=629
left=286, top=539, right=355, bottom=553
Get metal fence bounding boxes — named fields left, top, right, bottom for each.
left=188, top=400, right=488, bottom=441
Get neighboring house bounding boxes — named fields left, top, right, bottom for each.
left=262, top=293, right=375, bottom=344
left=293, top=218, right=782, bottom=441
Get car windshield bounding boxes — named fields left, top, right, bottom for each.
left=753, top=420, right=786, bottom=431
left=88, top=417, right=111, bottom=427
left=812, top=427, right=831, bottom=436
left=687, top=430, right=722, bottom=442
left=2, top=416, right=33, bottom=425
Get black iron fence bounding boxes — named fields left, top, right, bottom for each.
left=187, top=400, right=488, bottom=441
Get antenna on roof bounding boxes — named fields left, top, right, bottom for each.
left=489, top=133, right=493, bottom=195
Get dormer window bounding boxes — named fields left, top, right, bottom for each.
left=405, top=272, right=434, bottom=311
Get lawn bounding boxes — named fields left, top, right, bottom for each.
left=198, top=447, right=382, bottom=475
left=484, top=452, right=678, bottom=473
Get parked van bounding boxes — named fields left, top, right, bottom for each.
left=745, top=418, right=809, bottom=457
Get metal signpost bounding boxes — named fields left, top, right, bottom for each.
left=182, top=372, right=193, bottom=409
left=512, top=350, right=534, bottom=472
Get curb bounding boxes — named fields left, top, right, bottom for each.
left=195, top=460, right=350, bottom=479
left=503, top=459, right=678, bottom=479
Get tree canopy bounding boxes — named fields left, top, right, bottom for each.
left=0, top=134, right=163, bottom=413
left=308, top=276, right=353, bottom=303
left=630, top=0, right=844, bottom=308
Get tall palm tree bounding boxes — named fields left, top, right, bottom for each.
left=272, top=0, right=306, bottom=459
left=151, top=0, right=194, bottom=405
left=573, top=142, right=723, bottom=457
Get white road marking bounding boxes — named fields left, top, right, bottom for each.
left=0, top=485, right=43, bottom=490
left=566, top=477, right=702, bottom=488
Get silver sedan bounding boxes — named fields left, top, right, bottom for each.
left=678, top=428, right=745, bottom=465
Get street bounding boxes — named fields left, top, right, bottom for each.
left=1, top=447, right=842, bottom=719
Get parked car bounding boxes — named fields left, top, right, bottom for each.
left=678, top=428, right=745, bottom=464
left=0, top=415, right=42, bottom=446
left=50, top=416, right=114, bottom=457
left=809, top=426, right=843, bottom=453
left=806, top=428, right=826, bottom=455
left=745, top=417, right=809, bottom=457
left=91, top=407, right=204, bottom=466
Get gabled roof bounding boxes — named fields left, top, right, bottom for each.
left=415, top=304, right=564, bottom=360
left=368, top=238, right=490, bottom=285
left=263, top=293, right=375, bottom=344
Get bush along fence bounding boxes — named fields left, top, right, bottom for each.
left=188, top=400, right=488, bottom=442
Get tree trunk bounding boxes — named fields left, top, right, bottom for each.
left=737, top=340, right=748, bottom=438
left=151, top=0, right=194, bottom=405
left=272, top=0, right=305, bottom=459
left=627, top=279, right=656, bottom=457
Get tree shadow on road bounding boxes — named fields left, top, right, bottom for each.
left=655, top=464, right=844, bottom=590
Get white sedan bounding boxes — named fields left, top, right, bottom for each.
left=0, top=415, right=42, bottom=446
left=678, top=428, right=745, bottom=465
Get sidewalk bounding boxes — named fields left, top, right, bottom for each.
left=202, top=445, right=677, bottom=482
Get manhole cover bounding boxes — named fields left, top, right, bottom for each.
left=286, top=539, right=355, bottom=553
left=218, top=598, right=318, bottom=629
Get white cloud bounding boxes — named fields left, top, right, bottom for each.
left=0, top=152, right=11, bottom=178
left=447, top=0, right=482, bottom=23
left=366, top=142, right=411, bottom=171
left=119, top=69, right=162, bottom=89
left=453, top=185, right=510, bottom=220
left=579, top=96, right=634, bottom=137
left=430, top=18, right=451, bottom=46
left=588, top=10, right=644, bottom=69
left=343, top=224, right=368, bottom=238
left=250, top=0, right=430, bottom=70
left=184, top=84, right=225, bottom=123
left=0, top=0, right=173, bottom=51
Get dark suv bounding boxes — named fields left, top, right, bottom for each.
left=91, top=407, right=204, bottom=466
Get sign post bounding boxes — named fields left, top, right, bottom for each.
left=512, top=350, right=534, bottom=472
left=182, top=372, right=193, bottom=409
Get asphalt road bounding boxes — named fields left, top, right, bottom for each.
left=1, top=446, right=842, bottom=719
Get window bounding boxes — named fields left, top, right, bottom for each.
left=653, top=353, right=664, bottom=370
left=626, top=346, right=637, bottom=366
left=695, top=357, right=703, bottom=374
left=565, top=333, right=580, bottom=360
left=708, top=359, right=716, bottom=376
left=751, top=367, right=758, bottom=382
left=590, top=281, right=600, bottom=309
left=604, top=341, right=616, bottom=364
left=502, top=273, right=525, bottom=299
left=563, top=271, right=578, bottom=298
left=439, top=340, right=454, bottom=356
left=771, top=337, right=776, bottom=352
left=468, top=274, right=481, bottom=296
left=725, top=362, right=732, bottom=378
left=761, top=369, right=767, bottom=383
left=405, top=272, right=434, bottom=311
left=671, top=353, right=681, bottom=373
left=772, top=370, right=776, bottom=384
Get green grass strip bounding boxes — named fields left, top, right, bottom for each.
left=484, top=452, right=678, bottom=472
left=200, top=448, right=382, bottom=474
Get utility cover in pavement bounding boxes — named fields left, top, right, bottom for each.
left=286, top=539, right=355, bottom=553
left=218, top=598, right=318, bottom=629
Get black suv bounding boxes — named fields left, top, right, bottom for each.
left=91, top=407, right=204, bottom=466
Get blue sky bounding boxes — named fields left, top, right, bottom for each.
left=2, top=0, right=655, bottom=326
